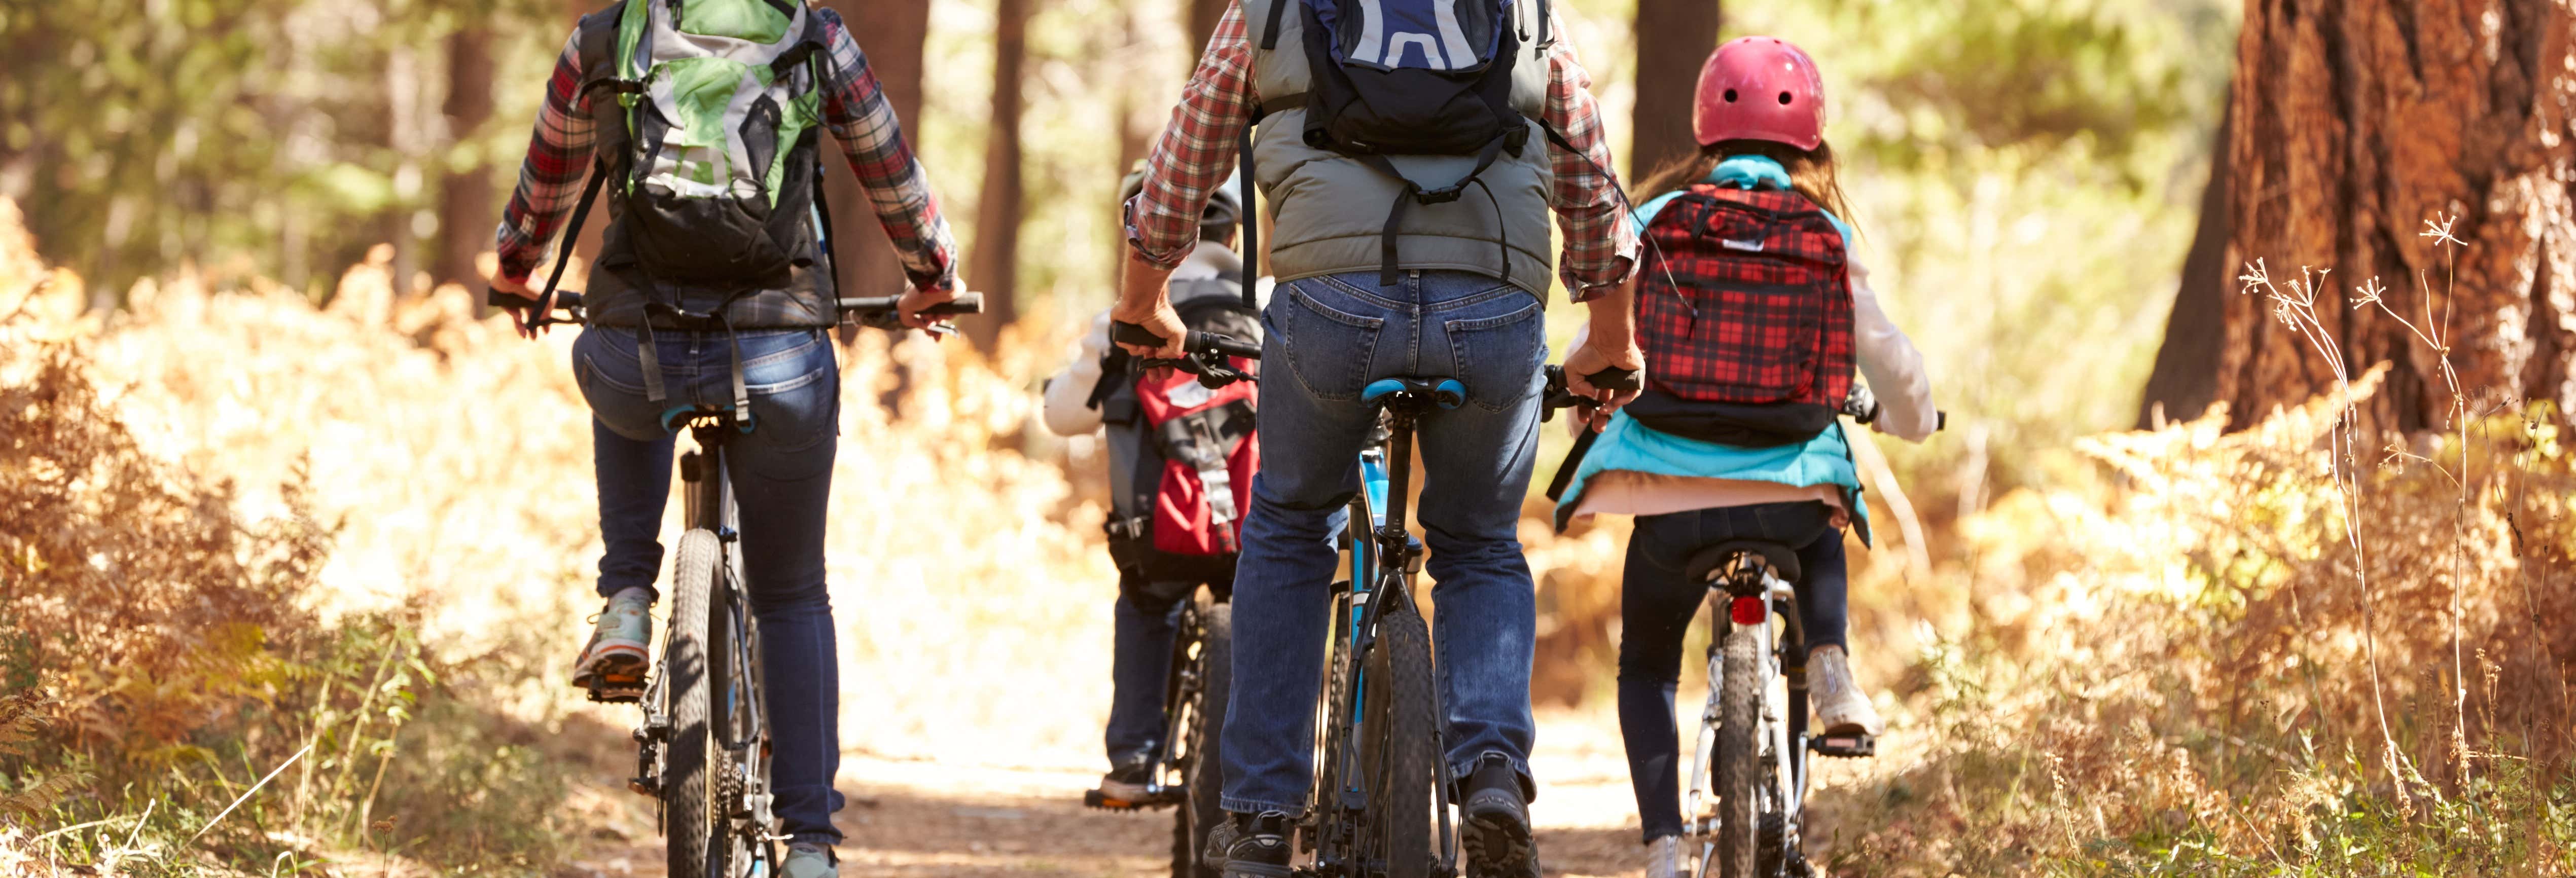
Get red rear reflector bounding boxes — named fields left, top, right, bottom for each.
left=1729, top=596, right=1766, bottom=626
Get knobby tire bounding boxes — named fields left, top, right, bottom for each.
left=1713, top=623, right=1763, bottom=878
left=1362, top=602, right=1439, bottom=878
left=1173, top=597, right=1234, bottom=878
left=664, top=530, right=731, bottom=878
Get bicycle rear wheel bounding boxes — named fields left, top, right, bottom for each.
left=1173, top=596, right=1233, bottom=878
left=1711, top=623, right=1763, bottom=878
left=663, top=529, right=731, bottom=878
left=1360, top=602, right=1439, bottom=878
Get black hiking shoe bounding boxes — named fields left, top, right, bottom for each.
left=1209, top=811, right=1293, bottom=877
left=1458, top=757, right=1539, bottom=878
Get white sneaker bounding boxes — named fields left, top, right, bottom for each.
left=571, top=587, right=654, bottom=694
left=1808, top=645, right=1882, bottom=736
left=1645, top=834, right=1685, bottom=878
left=782, top=843, right=836, bottom=878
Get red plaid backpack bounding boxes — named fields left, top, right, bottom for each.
left=1625, top=185, right=1856, bottom=447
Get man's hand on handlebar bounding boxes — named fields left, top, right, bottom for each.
left=489, top=274, right=550, bottom=340
left=1561, top=337, right=1646, bottom=433
left=1108, top=295, right=1189, bottom=360
left=897, top=283, right=962, bottom=335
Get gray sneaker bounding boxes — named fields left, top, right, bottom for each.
left=1808, top=645, right=1883, bottom=736
left=782, top=843, right=836, bottom=878
left=571, top=587, right=653, bottom=698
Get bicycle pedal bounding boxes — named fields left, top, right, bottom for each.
left=1807, top=732, right=1876, bottom=758
left=587, top=679, right=645, bottom=704
left=1083, top=788, right=1180, bottom=811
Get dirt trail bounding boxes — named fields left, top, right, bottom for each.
left=552, top=712, right=1794, bottom=878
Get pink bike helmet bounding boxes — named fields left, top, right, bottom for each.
left=1692, top=36, right=1826, bottom=151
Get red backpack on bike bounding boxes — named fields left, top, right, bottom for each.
left=1097, top=278, right=1262, bottom=584
left=1625, top=185, right=1855, bottom=447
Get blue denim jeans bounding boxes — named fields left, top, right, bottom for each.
left=1105, top=587, right=1183, bottom=764
left=1220, top=271, right=1549, bottom=815
left=574, top=325, right=846, bottom=846
left=1615, top=501, right=1847, bottom=842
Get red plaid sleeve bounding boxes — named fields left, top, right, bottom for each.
left=816, top=8, right=960, bottom=292
left=1127, top=3, right=1258, bottom=271
left=494, top=32, right=595, bottom=285
left=1541, top=40, right=1640, bottom=300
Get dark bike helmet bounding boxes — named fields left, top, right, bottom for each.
left=1121, top=161, right=1242, bottom=240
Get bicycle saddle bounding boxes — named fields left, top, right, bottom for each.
left=661, top=404, right=754, bottom=434
left=1361, top=377, right=1467, bottom=411
left=1684, top=539, right=1803, bottom=587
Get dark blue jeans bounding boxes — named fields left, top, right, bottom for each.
left=1616, top=501, right=1848, bottom=842
left=1106, top=585, right=1183, bottom=764
left=574, top=325, right=846, bottom=846
left=1221, top=270, right=1549, bottom=815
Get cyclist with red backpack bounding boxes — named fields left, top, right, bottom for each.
left=488, top=2, right=962, bottom=874
left=1117, top=1, right=1641, bottom=875
left=1547, top=38, right=1937, bottom=878
left=1041, top=167, right=1262, bottom=810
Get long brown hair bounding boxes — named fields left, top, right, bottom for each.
left=1634, top=139, right=1856, bottom=233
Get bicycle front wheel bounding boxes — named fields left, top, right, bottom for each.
left=1360, top=602, right=1439, bottom=878
left=663, top=529, right=731, bottom=878
left=1173, top=596, right=1233, bottom=878
left=1711, top=622, right=1763, bottom=878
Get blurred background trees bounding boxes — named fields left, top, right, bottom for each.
left=0, top=0, right=2245, bottom=507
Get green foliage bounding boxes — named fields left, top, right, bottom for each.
left=0, top=0, right=562, bottom=297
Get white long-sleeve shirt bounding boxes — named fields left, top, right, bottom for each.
left=1041, top=245, right=1270, bottom=436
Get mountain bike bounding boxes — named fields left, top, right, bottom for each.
left=1117, top=323, right=1634, bottom=878
left=1079, top=587, right=1235, bottom=878
left=503, top=287, right=981, bottom=878
left=1653, top=386, right=1942, bottom=878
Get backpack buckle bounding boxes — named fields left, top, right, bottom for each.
left=1415, top=185, right=1468, bottom=206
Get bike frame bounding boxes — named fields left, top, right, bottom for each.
left=1683, top=567, right=1811, bottom=878
left=1307, top=405, right=1458, bottom=877
left=634, top=418, right=779, bottom=875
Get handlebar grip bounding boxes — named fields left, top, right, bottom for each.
left=835, top=292, right=985, bottom=316
left=926, top=292, right=985, bottom=315
left=1197, top=332, right=1261, bottom=360
left=1112, top=320, right=1169, bottom=349
left=1113, top=321, right=1262, bottom=360
left=487, top=287, right=583, bottom=310
left=1582, top=367, right=1641, bottom=393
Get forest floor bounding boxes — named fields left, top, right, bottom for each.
left=551, top=709, right=1890, bottom=878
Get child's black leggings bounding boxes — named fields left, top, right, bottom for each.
left=1616, top=501, right=1848, bottom=843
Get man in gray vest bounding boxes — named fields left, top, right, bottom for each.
left=1114, top=1, right=1643, bottom=875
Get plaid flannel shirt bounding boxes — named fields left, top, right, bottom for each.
left=1128, top=1, right=1637, bottom=300
left=495, top=8, right=959, bottom=292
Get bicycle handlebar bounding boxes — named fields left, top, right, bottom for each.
left=1112, top=320, right=1262, bottom=360
left=1539, top=364, right=1643, bottom=420
left=487, top=288, right=984, bottom=333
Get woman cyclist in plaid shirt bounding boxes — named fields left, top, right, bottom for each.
left=1116, top=2, right=1642, bottom=875
left=488, top=3, right=961, bottom=874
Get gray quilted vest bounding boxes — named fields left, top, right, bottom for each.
left=1244, top=0, right=1559, bottom=295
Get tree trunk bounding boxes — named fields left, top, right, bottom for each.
left=1190, top=0, right=1232, bottom=59
left=818, top=0, right=929, bottom=311
left=1631, top=0, right=1722, bottom=181
left=437, top=26, right=495, bottom=293
left=2136, top=93, right=2234, bottom=428
left=2219, top=0, right=2576, bottom=433
left=965, top=0, right=1031, bottom=350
